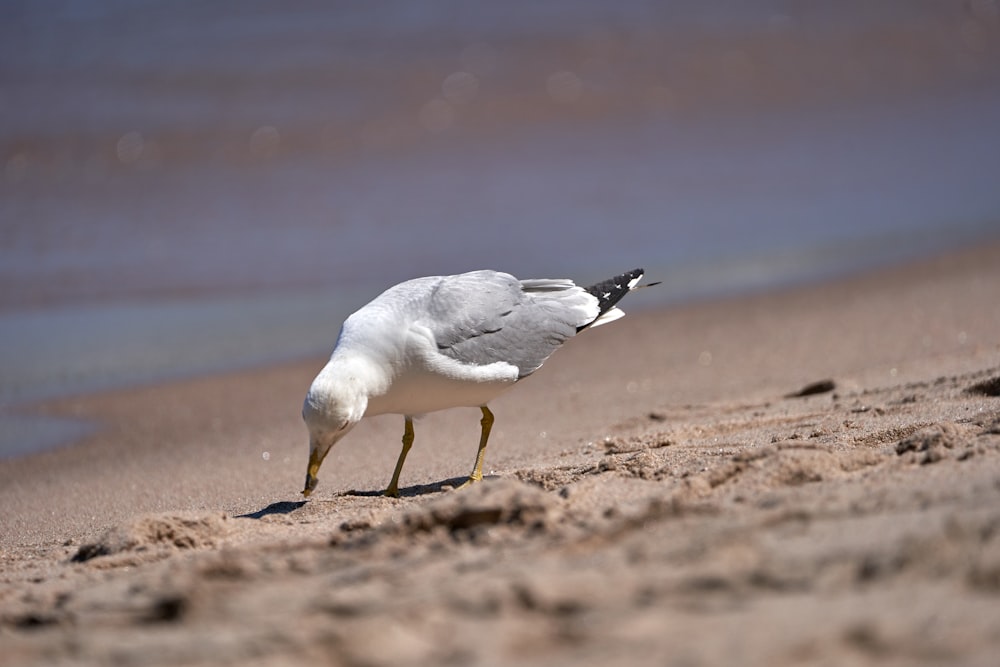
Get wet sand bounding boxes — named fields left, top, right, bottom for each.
left=2, top=244, right=1000, bottom=666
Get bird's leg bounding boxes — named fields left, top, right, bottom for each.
left=458, top=406, right=494, bottom=490
left=384, top=417, right=414, bottom=497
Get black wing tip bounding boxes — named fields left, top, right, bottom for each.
left=583, top=268, right=646, bottom=315
left=623, top=268, right=644, bottom=280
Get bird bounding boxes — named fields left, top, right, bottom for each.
left=301, top=268, right=655, bottom=497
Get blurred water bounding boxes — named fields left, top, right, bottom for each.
left=2, top=1, right=1000, bottom=457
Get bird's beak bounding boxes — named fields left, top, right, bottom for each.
left=302, top=446, right=328, bottom=497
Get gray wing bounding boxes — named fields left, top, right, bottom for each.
left=426, top=271, right=598, bottom=378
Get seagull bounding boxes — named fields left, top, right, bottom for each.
left=301, top=268, right=654, bottom=497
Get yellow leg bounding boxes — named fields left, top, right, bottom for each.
left=384, top=417, right=414, bottom=497
left=457, top=406, right=494, bottom=490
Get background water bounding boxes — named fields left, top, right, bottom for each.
left=2, top=1, right=1000, bottom=456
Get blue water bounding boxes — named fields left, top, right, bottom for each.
left=2, top=1, right=1000, bottom=457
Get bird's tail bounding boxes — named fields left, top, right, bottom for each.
left=579, top=268, right=659, bottom=331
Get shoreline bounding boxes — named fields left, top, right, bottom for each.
left=2, top=240, right=998, bottom=542
left=3, top=232, right=998, bottom=461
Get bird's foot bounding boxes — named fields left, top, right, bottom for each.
left=383, top=485, right=400, bottom=498
left=455, top=472, right=483, bottom=491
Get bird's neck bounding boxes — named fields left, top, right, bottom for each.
left=310, top=353, right=385, bottom=419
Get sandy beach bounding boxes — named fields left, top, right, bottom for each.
left=4, top=3, right=1000, bottom=664
left=1, top=243, right=999, bottom=666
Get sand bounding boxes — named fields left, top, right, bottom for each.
left=2, top=245, right=1000, bottom=666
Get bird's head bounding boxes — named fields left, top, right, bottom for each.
left=300, top=376, right=365, bottom=497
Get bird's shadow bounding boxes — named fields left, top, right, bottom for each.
left=345, top=475, right=471, bottom=498
left=236, top=476, right=471, bottom=518
left=237, top=500, right=307, bottom=520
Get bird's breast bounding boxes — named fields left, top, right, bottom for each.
left=364, top=366, right=515, bottom=417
